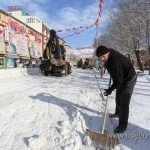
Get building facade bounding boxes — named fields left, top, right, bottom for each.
left=8, top=6, right=43, bottom=33
left=8, top=6, right=50, bottom=53
left=0, top=7, right=70, bottom=69
left=0, top=8, right=43, bottom=69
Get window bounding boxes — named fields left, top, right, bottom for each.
left=26, top=18, right=35, bottom=23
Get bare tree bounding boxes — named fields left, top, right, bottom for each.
left=96, top=0, right=150, bottom=71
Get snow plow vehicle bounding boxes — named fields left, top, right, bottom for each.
left=40, top=29, right=71, bottom=76
left=82, top=58, right=93, bottom=69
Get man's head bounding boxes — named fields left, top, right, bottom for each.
left=96, top=46, right=110, bottom=63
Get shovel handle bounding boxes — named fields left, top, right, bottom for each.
left=101, top=95, right=109, bottom=134
left=101, top=77, right=111, bottom=134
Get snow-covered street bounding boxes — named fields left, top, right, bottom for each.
left=0, top=68, right=150, bottom=150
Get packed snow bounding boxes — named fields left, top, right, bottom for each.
left=0, top=67, right=150, bottom=150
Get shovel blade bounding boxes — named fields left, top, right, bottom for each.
left=86, top=129, right=119, bottom=149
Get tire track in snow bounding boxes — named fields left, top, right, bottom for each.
left=10, top=133, right=22, bottom=150
left=0, top=103, right=28, bottom=148
left=0, top=81, right=45, bottom=149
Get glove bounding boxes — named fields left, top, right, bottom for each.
left=104, top=89, right=112, bottom=96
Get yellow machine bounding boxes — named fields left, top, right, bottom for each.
left=82, top=58, right=93, bottom=69
left=40, top=29, right=71, bottom=76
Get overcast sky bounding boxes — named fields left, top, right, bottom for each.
left=0, top=0, right=115, bottom=50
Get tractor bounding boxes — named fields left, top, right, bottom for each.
left=40, top=29, right=71, bottom=76
left=82, top=58, right=93, bottom=69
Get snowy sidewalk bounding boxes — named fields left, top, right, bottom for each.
left=0, top=68, right=103, bottom=150
left=0, top=68, right=150, bottom=150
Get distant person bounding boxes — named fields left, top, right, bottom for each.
left=96, top=46, right=137, bottom=133
left=77, top=58, right=83, bottom=68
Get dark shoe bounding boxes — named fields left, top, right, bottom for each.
left=109, top=113, right=119, bottom=118
left=114, top=125, right=127, bottom=133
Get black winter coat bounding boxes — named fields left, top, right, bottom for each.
left=104, top=49, right=136, bottom=92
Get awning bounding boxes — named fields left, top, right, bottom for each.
left=0, top=51, right=6, bottom=55
left=0, top=53, right=6, bottom=56
left=19, top=56, right=30, bottom=60
left=31, top=56, right=39, bottom=59
left=7, top=53, right=19, bottom=59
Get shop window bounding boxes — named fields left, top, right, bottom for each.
left=7, top=58, right=15, bottom=68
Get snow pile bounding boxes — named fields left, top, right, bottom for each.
left=0, top=68, right=40, bottom=79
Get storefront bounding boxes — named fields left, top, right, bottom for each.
left=27, top=28, right=42, bottom=67
left=6, top=57, right=15, bottom=68
left=6, top=54, right=19, bottom=68
left=5, top=42, right=19, bottom=69
left=0, top=25, right=6, bottom=69
left=19, top=56, right=30, bottom=68
left=29, top=48, right=40, bottom=67
left=0, top=55, right=5, bottom=69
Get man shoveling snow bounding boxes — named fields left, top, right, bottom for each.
left=96, top=45, right=137, bottom=134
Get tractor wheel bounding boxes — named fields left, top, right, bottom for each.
left=44, top=71, right=49, bottom=76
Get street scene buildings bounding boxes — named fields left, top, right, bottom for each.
left=0, top=6, right=70, bottom=69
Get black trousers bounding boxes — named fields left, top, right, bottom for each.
left=115, top=77, right=137, bottom=128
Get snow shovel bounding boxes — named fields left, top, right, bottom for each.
left=86, top=77, right=119, bottom=149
